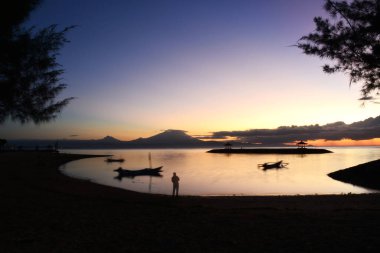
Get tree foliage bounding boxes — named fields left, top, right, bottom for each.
left=0, top=0, right=74, bottom=124
left=297, top=0, right=380, bottom=99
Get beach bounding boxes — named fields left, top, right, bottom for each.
left=2, top=151, right=380, bottom=252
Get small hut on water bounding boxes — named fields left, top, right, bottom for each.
left=296, top=140, right=307, bottom=149
left=224, top=142, right=232, bottom=150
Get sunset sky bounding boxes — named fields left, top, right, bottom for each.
left=1, top=0, right=379, bottom=145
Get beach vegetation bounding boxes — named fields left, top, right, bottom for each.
left=0, top=0, right=74, bottom=124
left=298, top=0, right=380, bottom=100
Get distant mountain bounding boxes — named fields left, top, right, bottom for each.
left=129, top=130, right=203, bottom=147
left=7, top=130, right=245, bottom=149
left=97, top=135, right=121, bottom=143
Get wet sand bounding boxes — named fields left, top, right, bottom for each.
left=2, top=151, right=380, bottom=252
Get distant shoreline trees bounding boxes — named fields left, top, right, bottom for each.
left=0, top=0, right=74, bottom=124
left=297, top=0, right=380, bottom=101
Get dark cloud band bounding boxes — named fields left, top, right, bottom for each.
left=210, top=116, right=380, bottom=145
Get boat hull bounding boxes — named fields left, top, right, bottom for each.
left=106, top=158, right=125, bottom=163
left=114, top=166, right=163, bottom=178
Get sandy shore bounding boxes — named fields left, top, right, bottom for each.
left=2, top=151, right=380, bottom=252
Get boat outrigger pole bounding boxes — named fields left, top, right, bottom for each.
left=148, top=152, right=152, bottom=192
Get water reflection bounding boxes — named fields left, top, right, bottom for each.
left=60, top=148, right=380, bottom=196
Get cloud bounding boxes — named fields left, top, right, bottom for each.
left=161, top=129, right=188, bottom=133
left=209, top=115, right=380, bottom=145
left=193, top=135, right=225, bottom=140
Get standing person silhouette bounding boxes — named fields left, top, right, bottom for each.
left=171, top=172, right=180, bottom=197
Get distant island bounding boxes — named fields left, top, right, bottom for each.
left=207, top=148, right=332, bottom=154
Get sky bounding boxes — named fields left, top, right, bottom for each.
left=1, top=0, right=379, bottom=144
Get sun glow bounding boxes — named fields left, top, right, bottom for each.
left=307, top=138, right=380, bottom=147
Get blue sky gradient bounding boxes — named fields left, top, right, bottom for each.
left=1, top=0, right=379, bottom=140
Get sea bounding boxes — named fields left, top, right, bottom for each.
left=59, top=147, right=380, bottom=196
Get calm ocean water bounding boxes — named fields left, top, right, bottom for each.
left=60, top=147, right=380, bottom=196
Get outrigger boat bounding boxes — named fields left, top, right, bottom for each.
left=114, top=166, right=163, bottom=178
left=114, top=152, right=163, bottom=179
left=258, top=160, right=288, bottom=170
left=105, top=158, right=125, bottom=163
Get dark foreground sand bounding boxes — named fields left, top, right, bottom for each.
left=2, top=151, right=380, bottom=253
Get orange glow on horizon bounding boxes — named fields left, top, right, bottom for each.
left=304, top=138, right=380, bottom=147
